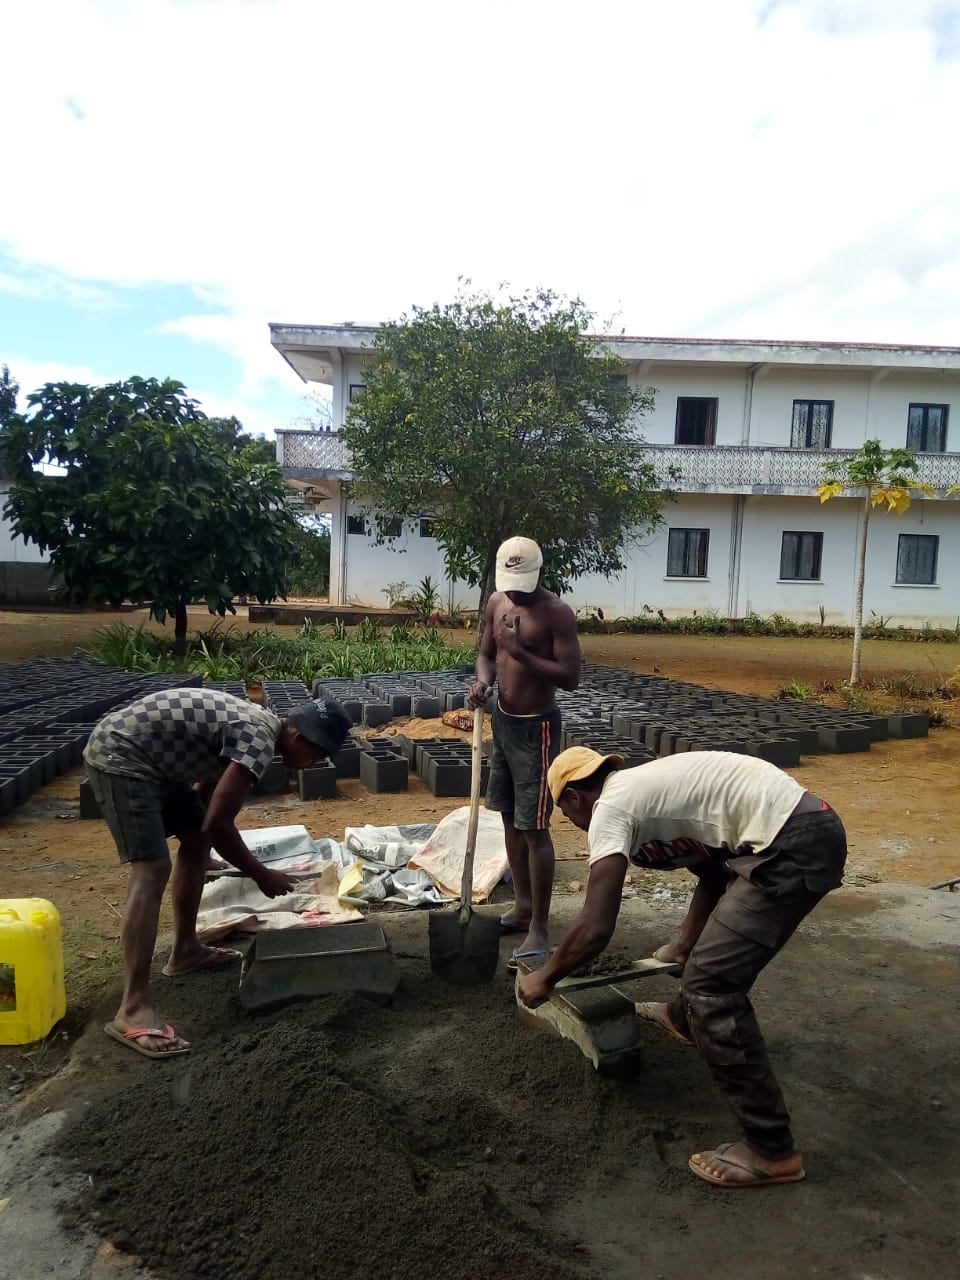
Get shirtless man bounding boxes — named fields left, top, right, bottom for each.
left=467, top=536, right=581, bottom=969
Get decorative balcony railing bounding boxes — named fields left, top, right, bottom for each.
left=276, top=432, right=960, bottom=495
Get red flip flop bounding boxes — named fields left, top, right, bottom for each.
left=104, top=1022, right=191, bottom=1059
left=161, top=946, right=242, bottom=977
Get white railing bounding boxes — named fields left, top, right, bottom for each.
left=276, top=432, right=960, bottom=494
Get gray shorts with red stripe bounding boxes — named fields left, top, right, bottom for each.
left=485, top=703, right=561, bottom=831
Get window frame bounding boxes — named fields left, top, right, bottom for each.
left=791, top=399, right=834, bottom=449
left=906, top=403, right=949, bottom=453
left=895, top=533, right=938, bottom=585
left=779, top=530, right=823, bottom=581
left=674, top=396, right=718, bottom=446
left=666, top=527, right=710, bottom=578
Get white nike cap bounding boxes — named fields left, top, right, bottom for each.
left=495, top=536, right=543, bottom=593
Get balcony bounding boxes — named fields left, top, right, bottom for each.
left=276, top=431, right=960, bottom=496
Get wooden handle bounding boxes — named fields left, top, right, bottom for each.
left=459, top=705, right=484, bottom=912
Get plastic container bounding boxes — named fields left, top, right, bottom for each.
left=0, top=898, right=67, bottom=1045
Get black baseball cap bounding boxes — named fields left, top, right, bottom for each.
left=286, top=699, right=353, bottom=757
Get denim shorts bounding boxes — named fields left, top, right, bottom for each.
left=85, top=765, right=206, bottom=863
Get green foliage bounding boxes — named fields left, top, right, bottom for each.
left=0, top=365, right=19, bottom=433
left=820, top=438, right=924, bottom=495
left=0, top=376, right=296, bottom=644
left=343, top=285, right=669, bottom=609
left=573, top=611, right=960, bottom=642
left=774, top=679, right=817, bottom=701
left=88, top=620, right=475, bottom=685
left=286, top=521, right=331, bottom=597
left=383, top=581, right=412, bottom=608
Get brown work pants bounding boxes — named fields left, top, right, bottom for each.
left=667, top=807, right=847, bottom=1160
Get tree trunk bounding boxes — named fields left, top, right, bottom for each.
left=475, top=546, right=499, bottom=644
left=174, top=595, right=188, bottom=656
left=850, top=492, right=871, bottom=686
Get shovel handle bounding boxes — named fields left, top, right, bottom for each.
left=459, top=705, right=484, bottom=912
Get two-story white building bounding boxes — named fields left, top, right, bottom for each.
left=271, top=324, right=960, bottom=626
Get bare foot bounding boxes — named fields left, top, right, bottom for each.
left=634, top=1001, right=693, bottom=1044
left=652, top=936, right=691, bottom=966
left=111, top=1006, right=191, bottom=1055
left=499, top=911, right=531, bottom=933
left=512, top=929, right=549, bottom=959
left=162, top=944, right=241, bottom=976
left=689, top=1141, right=805, bottom=1186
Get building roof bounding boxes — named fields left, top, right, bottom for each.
left=269, top=322, right=960, bottom=384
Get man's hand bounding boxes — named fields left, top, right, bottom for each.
left=256, top=868, right=297, bottom=899
left=466, top=680, right=490, bottom=709
left=517, top=971, right=553, bottom=1009
left=495, top=611, right=521, bottom=656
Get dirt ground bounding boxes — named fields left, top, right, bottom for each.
left=1, top=607, right=959, bottom=1280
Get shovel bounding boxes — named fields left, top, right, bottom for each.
left=428, top=705, right=501, bottom=984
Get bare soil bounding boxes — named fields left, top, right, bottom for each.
left=1, top=606, right=958, bottom=1280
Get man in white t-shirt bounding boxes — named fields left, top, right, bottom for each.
left=517, top=746, right=847, bottom=1188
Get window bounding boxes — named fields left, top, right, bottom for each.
left=906, top=403, right=948, bottom=452
left=348, top=383, right=366, bottom=403
left=347, top=514, right=366, bottom=535
left=896, top=534, right=938, bottom=585
left=791, top=400, right=833, bottom=448
left=667, top=528, right=709, bottom=577
left=780, top=531, right=823, bottom=580
left=379, top=517, right=403, bottom=538
left=675, top=397, right=717, bottom=446
left=419, top=518, right=435, bottom=538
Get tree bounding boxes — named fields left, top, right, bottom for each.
left=0, top=365, right=18, bottom=431
left=818, top=439, right=936, bottom=685
left=0, top=376, right=297, bottom=649
left=342, top=286, right=668, bottom=615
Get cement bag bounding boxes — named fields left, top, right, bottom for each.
left=408, top=807, right=508, bottom=902
left=196, top=861, right=362, bottom=941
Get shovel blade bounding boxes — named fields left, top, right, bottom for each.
left=428, top=907, right=500, bottom=985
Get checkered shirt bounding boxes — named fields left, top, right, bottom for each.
left=83, top=688, right=281, bottom=784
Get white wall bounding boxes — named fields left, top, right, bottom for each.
left=632, top=366, right=747, bottom=445
left=565, top=496, right=736, bottom=617
left=339, top=493, right=459, bottom=609
left=737, top=494, right=960, bottom=625
left=631, top=362, right=960, bottom=453
left=0, top=494, right=47, bottom=563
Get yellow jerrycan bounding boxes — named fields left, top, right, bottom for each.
left=0, top=898, right=67, bottom=1045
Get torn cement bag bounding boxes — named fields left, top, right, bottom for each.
left=338, top=861, right=449, bottom=909
left=196, top=861, right=362, bottom=941
left=207, top=825, right=328, bottom=875
left=408, top=807, right=509, bottom=902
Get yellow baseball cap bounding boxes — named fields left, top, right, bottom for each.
left=548, top=746, right=625, bottom=804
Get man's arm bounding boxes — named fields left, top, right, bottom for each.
left=495, top=601, right=581, bottom=691
left=202, top=762, right=295, bottom=897
left=467, top=595, right=499, bottom=707
left=517, top=855, right=627, bottom=1007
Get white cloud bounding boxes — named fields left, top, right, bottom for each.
left=0, top=0, right=958, bottom=359
left=0, top=356, right=122, bottom=406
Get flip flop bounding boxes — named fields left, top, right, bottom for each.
left=161, top=946, right=242, bottom=977
left=634, top=1001, right=693, bottom=1044
left=499, top=917, right=530, bottom=935
left=507, top=947, right=551, bottom=974
left=104, top=1022, right=191, bottom=1059
left=688, top=1142, right=806, bottom=1187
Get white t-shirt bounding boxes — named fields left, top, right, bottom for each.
left=587, top=752, right=804, bottom=872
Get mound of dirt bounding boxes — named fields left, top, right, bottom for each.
left=58, top=962, right=600, bottom=1280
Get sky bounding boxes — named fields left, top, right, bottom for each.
left=1, top=0, right=958, bottom=438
